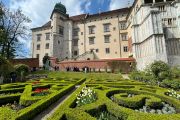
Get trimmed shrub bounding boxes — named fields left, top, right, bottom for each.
left=129, top=71, right=154, bottom=83
left=19, top=85, right=39, bottom=106
left=0, top=107, right=16, bottom=120
left=0, top=94, right=20, bottom=104
left=0, top=87, right=24, bottom=94
left=14, top=64, right=29, bottom=76
left=16, top=84, right=75, bottom=120
left=113, top=93, right=146, bottom=109
left=161, top=79, right=180, bottom=90
left=148, top=61, right=171, bottom=82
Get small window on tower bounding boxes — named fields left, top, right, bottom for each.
left=36, top=54, right=39, bottom=59
left=37, top=44, right=40, bottom=50
left=37, top=34, right=42, bottom=41
left=105, top=48, right=110, bottom=54
left=45, top=43, right=49, bottom=49
left=59, top=26, right=64, bottom=35
left=74, top=51, right=78, bottom=56
left=96, top=49, right=99, bottom=53
left=123, top=46, right=128, bottom=52
left=73, top=28, right=79, bottom=36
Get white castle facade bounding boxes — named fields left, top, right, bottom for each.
left=31, top=0, right=180, bottom=70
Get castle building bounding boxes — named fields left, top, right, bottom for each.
left=31, top=0, right=180, bottom=70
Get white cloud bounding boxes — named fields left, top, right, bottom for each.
left=84, top=0, right=92, bottom=12
left=109, top=0, right=134, bottom=10
left=8, top=0, right=88, bottom=57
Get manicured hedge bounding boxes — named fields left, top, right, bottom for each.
left=47, top=84, right=87, bottom=120
left=19, top=85, right=39, bottom=106
left=1, top=84, right=26, bottom=90
left=0, top=94, right=21, bottom=104
left=0, top=107, right=16, bottom=120
left=0, top=87, right=24, bottom=94
left=16, top=84, right=76, bottom=120
left=113, top=93, right=146, bottom=109
left=47, top=77, right=180, bottom=120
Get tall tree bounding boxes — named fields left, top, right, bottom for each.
left=0, top=2, right=31, bottom=59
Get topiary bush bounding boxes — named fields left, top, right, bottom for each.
left=161, top=79, right=180, bottom=90
left=148, top=61, right=171, bottom=82
left=14, top=64, right=29, bottom=76
left=14, top=64, right=29, bottom=81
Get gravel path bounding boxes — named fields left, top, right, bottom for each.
left=33, top=86, right=79, bottom=120
left=122, top=74, right=130, bottom=79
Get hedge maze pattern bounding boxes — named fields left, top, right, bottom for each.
left=0, top=76, right=180, bottom=120
left=0, top=77, right=85, bottom=120
left=48, top=78, right=180, bottom=120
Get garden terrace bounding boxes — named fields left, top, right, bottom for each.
left=0, top=74, right=85, bottom=120
left=0, top=72, right=179, bottom=120
left=43, top=72, right=180, bottom=120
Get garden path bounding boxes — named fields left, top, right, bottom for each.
left=122, top=74, right=130, bottom=79
left=32, top=85, right=79, bottom=120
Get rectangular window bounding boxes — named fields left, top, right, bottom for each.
left=59, top=26, right=64, bottom=35
left=45, top=33, right=50, bottom=40
left=105, top=48, right=110, bottom=54
left=45, top=43, right=49, bottom=49
left=119, top=22, right=127, bottom=30
left=36, top=54, right=39, bottom=59
left=37, top=44, right=40, bottom=50
left=168, top=18, right=172, bottom=26
left=96, top=49, right=99, bottom=53
left=89, top=26, right=95, bottom=34
left=159, top=5, right=165, bottom=11
left=162, top=18, right=176, bottom=27
left=123, top=46, right=128, bottom=52
left=104, top=23, right=110, bottom=32
left=37, top=34, right=42, bottom=41
left=73, top=39, right=78, bottom=46
left=89, top=37, right=95, bottom=45
left=121, top=33, right=128, bottom=41
left=73, top=28, right=79, bottom=36
left=104, top=35, right=110, bottom=43
left=74, top=51, right=78, bottom=56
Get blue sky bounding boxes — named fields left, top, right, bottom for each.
left=2, top=0, right=134, bottom=58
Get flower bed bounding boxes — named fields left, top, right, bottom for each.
left=33, top=88, right=50, bottom=96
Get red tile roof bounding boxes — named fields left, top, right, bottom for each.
left=31, top=21, right=51, bottom=30
left=70, top=14, right=86, bottom=21
left=60, top=58, right=135, bottom=64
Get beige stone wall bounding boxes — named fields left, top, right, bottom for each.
left=73, top=13, right=130, bottom=59
left=31, top=28, right=51, bottom=66
left=32, top=8, right=131, bottom=66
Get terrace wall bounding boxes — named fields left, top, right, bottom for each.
left=50, top=57, right=135, bottom=73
